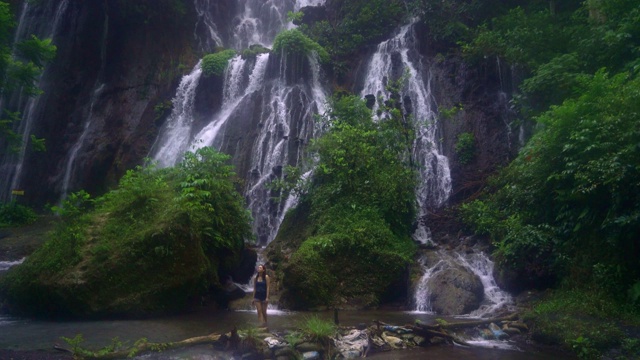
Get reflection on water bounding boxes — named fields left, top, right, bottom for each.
left=0, top=308, right=573, bottom=359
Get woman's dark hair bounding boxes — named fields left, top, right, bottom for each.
left=255, top=264, right=267, bottom=282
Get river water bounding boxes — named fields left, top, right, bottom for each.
left=0, top=307, right=573, bottom=359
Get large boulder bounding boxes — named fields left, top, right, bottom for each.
left=0, top=149, right=252, bottom=318
left=424, top=265, right=484, bottom=315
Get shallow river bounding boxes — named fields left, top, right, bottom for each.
left=0, top=307, right=574, bottom=360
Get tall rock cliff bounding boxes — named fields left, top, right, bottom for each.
left=1, top=0, right=520, bottom=240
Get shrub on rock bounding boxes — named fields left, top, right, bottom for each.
left=0, top=148, right=252, bottom=318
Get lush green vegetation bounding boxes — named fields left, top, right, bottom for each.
left=241, top=44, right=270, bottom=59
left=0, top=147, right=252, bottom=317
left=454, top=132, right=475, bottom=165
left=0, top=1, right=55, bottom=156
left=272, top=29, right=329, bottom=63
left=297, top=0, right=405, bottom=76
left=441, top=0, right=640, bottom=356
left=459, top=0, right=640, bottom=296
left=278, top=95, right=417, bottom=308
left=201, top=49, right=237, bottom=77
left=300, top=315, right=337, bottom=342
left=0, top=201, right=37, bottom=227
left=525, top=288, right=640, bottom=359
left=462, top=70, right=640, bottom=297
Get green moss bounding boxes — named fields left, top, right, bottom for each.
left=241, top=45, right=270, bottom=59
left=273, top=29, right=329, bottom=63
left=283, top=207, right=415, bottom=308
left=201, top=49, right=237, bottom=76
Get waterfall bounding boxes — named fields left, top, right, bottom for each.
left=456, top=252, right=514, bottom=318
left=59, top=11, right=109, bottom=202
left=194, top=0, right=224, bottom=51
left=359, top=23, right=452, bottom=245
left=412, top=250, right=513, bottom=317
left=358, top=25, right=512, bottom=315
left=295, top=0, right=326, bottom=10
left=150, top=61, right=205, bottom=168
left=190, top=54, right=269, bottom=151
left=231, top=0, right=293, bottom=49
left=0, top=0, right=70, bottom=201
left=59, top=84, right=105, bottom=201
left=412, top=255, right=442, bottom=313
left=0, top=258, right=25, bottom=272
left=150, top=0, right=328, bottom=244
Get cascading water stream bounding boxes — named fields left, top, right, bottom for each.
left=411, top=250, right=513, bottom=317
left=412, top=255, right=443, bottom=313
left=59, top=12, right=109, bottom=202
left=359, top=22, right=452, bottom=245
left=59, top=84, right=105, bottom=201
left=295, top=0, right=326, bottom=10
left=231, top=0, right=290, bottom=49
left=455, top=251, right=514, bottom=318
left=0, top=0, right=70, bottom=201
left=150, top=61, right=205, bottom=168
left=360, top=23, right=511, bottom=316
left=190, top=54, right=269, bottom=151
left=194, top=0, right=224, bottom=52
left=151, top=0, right=328, bottom=245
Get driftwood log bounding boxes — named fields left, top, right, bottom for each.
left=80, top=333, right=222, bottom=360
left=374, top=313, right=519, bottom=347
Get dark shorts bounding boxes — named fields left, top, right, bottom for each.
left=254, top=291, right=267, bottom=301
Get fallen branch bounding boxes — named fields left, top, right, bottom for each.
left=82, top=333, right=222, bottom=360
left=420, top=313, right=518, bottom=330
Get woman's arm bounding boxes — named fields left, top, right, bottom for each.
left=252, top=277, right=256, bottom=301
left=266, top=275, right=270, bottom=301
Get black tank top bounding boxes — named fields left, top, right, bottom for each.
left=254, top=278, right=267, bottom=301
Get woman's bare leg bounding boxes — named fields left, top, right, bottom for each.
left=255, top=301, right=265, bottom=324
left=261, top=302, right=268, bottom=326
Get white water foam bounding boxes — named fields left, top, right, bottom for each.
left=455, top=252, right=514, bottom=318
left=0, top=257, right=25, bottom=271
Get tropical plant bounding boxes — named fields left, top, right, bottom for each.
left=281, top=95, right=417, bottom=307
left=201, top=49, right=237, bottom=76
left=463, top=70, right=640, bottom=296
left=0, top=1, right=55, bottom=155
left=0, top=201, right=37, bottom=227
left=455, top=132, right=475, bottom=165
left=0, top=147, right=253, bottom=317
left=300, top=315, right=336, bottom=345
left=272, top=29, right=329, bottom=63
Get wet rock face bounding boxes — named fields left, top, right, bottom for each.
left=425, top=265, right=484, bottom=315
left=14, top=0, right=235, bottom=204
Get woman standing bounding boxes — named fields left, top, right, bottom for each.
left=252, top=264, right=270, bottom=327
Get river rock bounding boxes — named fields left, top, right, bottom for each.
left=302, top=351, right=321, bottom=360
left=381, top=332, right=404, bottom=348
left=489, top=322, right=509, bottom=339
left=503, top=326, right=522, bottom=335
left=274, top=347, right=298, bottom=357
left=413, top=335, right=427, bottom=346
left=424, top=264, right=484, bottom=315
left=296, top=342, right=323, bottom=353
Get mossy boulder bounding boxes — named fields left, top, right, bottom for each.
left=277, top=207, right=414, bottom=310
left=0, top=148, right=252, bottom=318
